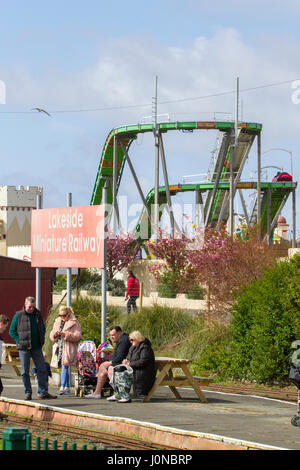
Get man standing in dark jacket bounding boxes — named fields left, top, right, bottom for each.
left=86, top=325, right=131, bottom=398
left=9, top=296, right=56, bottom=400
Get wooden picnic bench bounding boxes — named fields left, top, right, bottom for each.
left=143, top=357, right=212, bottom=403
left=3, top=344, right=21, bottom=376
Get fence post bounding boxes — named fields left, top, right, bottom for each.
left=139, top=282, right=143, bottom=311
left=26, top=432, right=31, bottom=450
left=52, top=439, right=58, bottom=450
left=2, top=427, right=30, bottom=450
left=35, top=436, right=40, bottom=450
left=43, top=437, right=48, bottom=450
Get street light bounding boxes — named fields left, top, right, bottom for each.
left=262, top=148, right=293, bottom=177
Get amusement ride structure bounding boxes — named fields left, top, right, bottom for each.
left=90, top=118, right=297, bottom=246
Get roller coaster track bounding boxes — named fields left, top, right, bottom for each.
left=90, top=120, right=295, bottom=239
left=133, top=181, right=296, bottom=239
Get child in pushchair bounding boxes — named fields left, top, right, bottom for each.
left=75, top=340, right=97, bottom=398
left=75, top=340, right=114, bottom=398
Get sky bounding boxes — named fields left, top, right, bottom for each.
left=1, top=0, right=300, bottom=238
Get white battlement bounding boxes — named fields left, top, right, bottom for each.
left=0, top=185, right=43, bottom=207
left=0, top=185, right=44, bottom=255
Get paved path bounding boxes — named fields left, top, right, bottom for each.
left=1, top=365, right=299, bottom=450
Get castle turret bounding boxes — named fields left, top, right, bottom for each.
left=0, top=185, right=43, bottom=259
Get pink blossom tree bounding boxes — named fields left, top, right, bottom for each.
left=106, top=231, right=139, bottom=281
left=145, top=230, right=193, bottom=294
left=186, top=225, right=277, bottom=315
left=145, top=225, right=277, bottom=314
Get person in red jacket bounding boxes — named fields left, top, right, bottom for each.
left=125, top=271, right=140, bottom=313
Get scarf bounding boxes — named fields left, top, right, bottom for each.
left=57, top=320, right=65, bottom=368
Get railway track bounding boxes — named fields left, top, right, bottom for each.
left=203, top=383, right=298, bottom=402
left=0, top=412, right=178, bottom=450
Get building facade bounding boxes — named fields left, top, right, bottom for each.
left=0, top=185, right=43, bottom=259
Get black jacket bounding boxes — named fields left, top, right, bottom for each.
left=110, top=333, right=131, bottom=367
left=126, top=338, right=156, bottom=396
left=9, top=308, right=45, bottom=350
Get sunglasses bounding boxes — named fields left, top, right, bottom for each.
left=59, top=313, right=68, bottom=317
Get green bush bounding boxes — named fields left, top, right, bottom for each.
left=108, top=279, right=126, bottom=297
left=53, top=269, right=126, bottom=297
left=184, top=284, right=206, bottom=300
left=53, top=274, right=67, bottom=293
left=182, top=319, right=232, bottom=378
left=157, top=271, right=178, bottom=298
left=227, top=254, right=300, bottom=383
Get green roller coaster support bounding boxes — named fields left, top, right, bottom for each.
left=88, top=120, right=299, bottom=241
left=90, top=120, right=262, bottom=208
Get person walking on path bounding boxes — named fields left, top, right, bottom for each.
left=125, top=271, right=140, bottom=313
left=9, top=296, right=57, bottom=400
left=86, top=326, right=131, bottom=399
left=50, top=305, right=82, bottom=395
left=0, top=314, right=10, bottom=396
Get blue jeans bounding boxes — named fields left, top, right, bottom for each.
left=61, top=365, right=71, bottom=388
left=19, top=349, right=47, bottom=396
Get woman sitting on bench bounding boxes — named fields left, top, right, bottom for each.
left=122, top=330, right=156, bottom=399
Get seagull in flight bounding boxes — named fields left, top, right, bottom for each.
left=32, top=107, right=51, bottom=116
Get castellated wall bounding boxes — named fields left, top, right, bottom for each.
left=0, top=185, right=43, bottom=255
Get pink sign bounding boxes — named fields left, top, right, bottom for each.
left=31, top=205, right=104, bottom=268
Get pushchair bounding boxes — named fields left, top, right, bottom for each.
left=95, top=341, right=114, bottom=398
left=75, top=340, right=98, bottom=398
left=289, top=340, right=300, bottom=426
left=75, top=340, right=114, bottom=398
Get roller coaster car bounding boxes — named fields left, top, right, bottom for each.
left=272, top=171, right=292, bottom=182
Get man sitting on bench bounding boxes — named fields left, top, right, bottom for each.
left=86, top=326, right=131, bottom=399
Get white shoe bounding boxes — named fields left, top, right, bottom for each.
left=63, top=388, right=70, bottom=394
left=106, top=395, right=117, bottom=401
left=118, top=398, right=131, bottom=403
left=85, top=393, right=101, bottom=399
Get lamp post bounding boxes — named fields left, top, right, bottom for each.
left=262, top=148, right=293, bottom=177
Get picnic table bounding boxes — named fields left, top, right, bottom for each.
left=143, top=357, right=211, bottom=403
left=2, top=343, right=21, bottom=376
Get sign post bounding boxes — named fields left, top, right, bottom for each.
left=66, top=193, right=72, bottom=307
left=101, top=181, right=108, bottom=344
left=35, top=194, right=42, bottom=310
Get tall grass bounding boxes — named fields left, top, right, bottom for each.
left=44, top=296, right=231, bottom=379
left=44, top=296, right=122, bottom=359
left=117, top=304, right=195, bottom=351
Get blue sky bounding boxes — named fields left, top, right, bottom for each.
left=1, top=0, right=300, bottom=236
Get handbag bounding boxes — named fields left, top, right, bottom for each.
left=50, top=342, right=59, bottom=368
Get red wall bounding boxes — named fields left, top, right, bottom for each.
left=0, top=256, right=54, bottom=344
left=0, top=280, right=53, bottom=343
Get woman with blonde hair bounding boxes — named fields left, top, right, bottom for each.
left=121, top=330, right=155, bottom=399
left=50, top=306, right=81, bottom=395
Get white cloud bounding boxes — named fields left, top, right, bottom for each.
left=1, top=27, right=300, bottom=229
